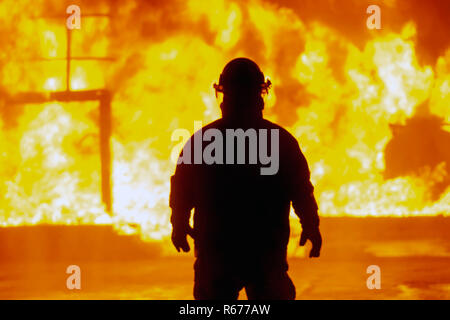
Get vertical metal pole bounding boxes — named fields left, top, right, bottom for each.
left=66, top=28, right=71, bottom=91
left=99, top=92, right=112, bottom=214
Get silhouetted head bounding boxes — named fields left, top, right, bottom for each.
left=214, top=58, right=271, bottom=121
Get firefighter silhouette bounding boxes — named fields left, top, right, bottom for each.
left=169, top=58, right=322, bottom=300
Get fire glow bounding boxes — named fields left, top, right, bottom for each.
left=0, top=0, right=449, bottom=243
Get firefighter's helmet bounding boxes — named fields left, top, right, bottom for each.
left=213, top=58, right=271, bottom=97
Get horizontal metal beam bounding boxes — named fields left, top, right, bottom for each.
left=30, top=14, right=113, bottom=19
left=6, top=89, right=110, bottom=104
left=28, top=57, right=116, bottom=61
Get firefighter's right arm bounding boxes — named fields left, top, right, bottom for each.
left=169, top=163, right=194, bottom=252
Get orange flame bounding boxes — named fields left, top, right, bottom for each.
left=0, top=0, right=449, bottom=243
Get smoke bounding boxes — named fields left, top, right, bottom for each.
left=271, top=0, right=450, bottom=65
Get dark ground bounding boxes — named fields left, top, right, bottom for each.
left=0, top=217, right=449, bottom=299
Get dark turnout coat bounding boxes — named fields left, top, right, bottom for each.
left=170, top=117, right=319, bottom=257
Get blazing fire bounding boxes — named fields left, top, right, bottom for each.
left=0, top=0, right=449, bottom=243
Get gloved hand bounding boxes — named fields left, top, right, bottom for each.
left=299, top=227, right=322, bottom=258
left=171, top=225, right=194, bottom=252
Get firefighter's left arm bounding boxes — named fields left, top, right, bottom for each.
left=289, top=139, right=322, bottom=258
